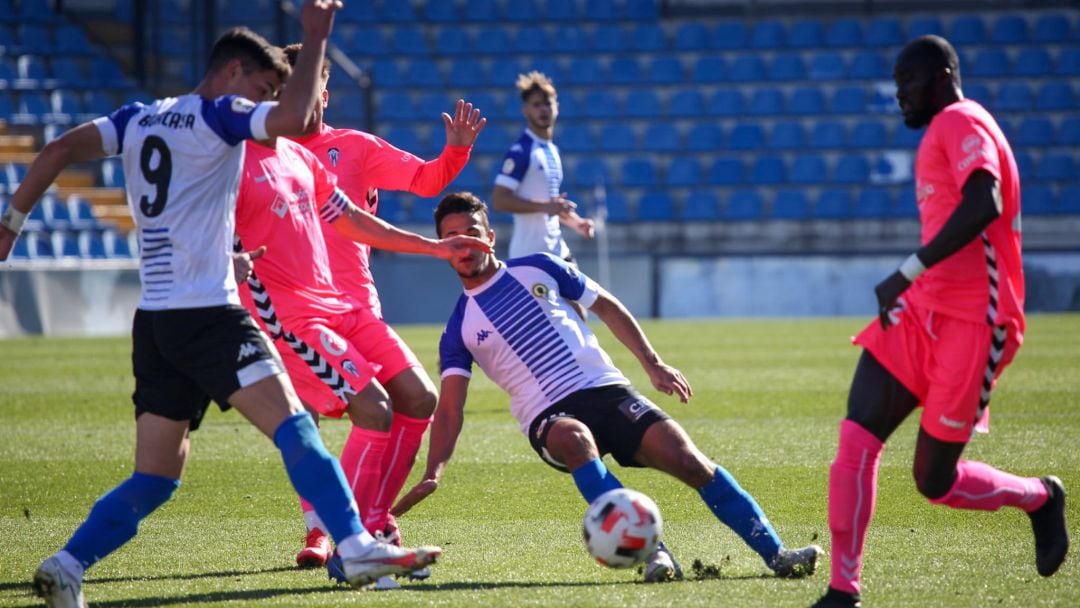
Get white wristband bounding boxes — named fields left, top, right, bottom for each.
left=898, top=253, right=926, bottom=281
left=1, top=206, right=27, bottom=234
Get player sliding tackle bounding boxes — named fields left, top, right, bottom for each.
left=0, top=3, right=440, bottom=606
left=392, top=192, right=823, bottom=582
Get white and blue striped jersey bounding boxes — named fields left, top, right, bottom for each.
left=93, top=94, right=274, bottom=310
left=494, top=129, right=570, bottom=260
left=439, top=254, right=628, bottom=435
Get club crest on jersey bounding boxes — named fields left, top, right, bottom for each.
left=231, top=97, right=256, bottom=114
left=328, top=147, right=340, bottom=167
left=270, top=194, right=289, bottom=218
left=320, top=330, right=348, bottom=357
left=530, top=283, right=552, bottom=301
left=342, top=359, right=359, bottom=377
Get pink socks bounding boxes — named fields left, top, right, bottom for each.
left=827, top=420, right=884, bottom=596
left=930, top=460, right=1048, bottom=513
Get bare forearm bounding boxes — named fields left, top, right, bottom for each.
left=916, top=173, right=1000, bottom=269
left=424, top=403, right=463, bottom=480
left=591, top=295, right=660, bottom=368
left=333, top=205, right=439, bottom=256
left=492, top=187, right=547, bottom=214
left=270, top=37, right=326, bottom=135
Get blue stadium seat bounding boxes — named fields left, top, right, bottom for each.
left=1037, top=153, right=1074, bottom=181
left=1022, top=185, right=1055, bottom=215
left=964, top=83, right=992, bottom=107
left=850, top=120, right=887, bottom=148
left=50, top=90, right=81, bottom=120
left=771, top=190, right=811, bottom=219
left=504, top=0, right=537, bottom=21
left=729, top=123, right=764, bottom=150
left=892, top=189, right=918, bottom=218
left=464, top=0, right=500, bottom=22
left=415, top=93, right=455, bottom=119
left=1058, top=117, right=1080, bottom=146
left=586, top=0, right=620, bottom=21
left=790, top=154, right=826, bottom=184
left=642, top=123, right=679, bottom=151
left=598, top=123, right=635, bottom=151
left=39, top=194, right=68, bottom=229
left=406, top=60, right=444, bottom=88
left=435, top=29, right=471, bottom=55
left=637, top=192, right=675, bottom=221
left=68, top=196, right=101, bottom=230
left=950, top=16, right=986, bottom=44
left=647, top=57, right=683, bottom=84
left=1033, top=13, right=1071, bottom=43
left=390, top=27, right=428, bottom=55
left=609, top=57, right=644, bottom=84
left=830, top=86, right=867, bottom=114
left=346, top=27, right=388, bottom=56
left=991, top=15, right=1028, bottom=44
left=908, top=16, right=945, bottom=39
left=854, top=188, right=893, bottom=218
left=423, top=2, right=458, bottom=22
left=100, top=158, right=124, bottom=188
left=376, top=194, right=409, bottom=225
left=377, top=92, right=415, bottom=120
left=789, top=87, right=825, bottom=115
left=681, top=191, right=720, bottom=220
left=14, top=92, right=49, bottom=124
left=1015, top=117, right=1053, bottom=147
left=788, top=20, right=823, bottom=48
left=687, top=124, right=723, bottom=151
left=553, top=26, right=589, bottom=52
left=51, top=230, right=80, bottom=258
left=708, top=157, right=743, bottom=185
left=849, top=51, right=887, bottom=79
left=809, top=52, right=846, bottom=80
left=604, top=191, right=631, bottom=223
left=627, top=0, right=659, bottom=20
left=370, top=59, right=403, bottom=88
left=1014, top=47, right=1052, bottom=76
left=835, top=155, right=870, bottom=184
left=17, top=54, right=48, bottom=82
left=515, top=26, right=549, bottom=53
left=22, top=231, right=54, bottom=259
left=1055, top=48, right=1080, bottom=76
left=52, top=59, right=88, bottom=89
left=674, top=22, right=710, bottom=50
left=555, top=124, right=592, bottom=153
left=730, top=54, right=766, bottom=82
left=0, top=91, right=13, bottom=122
left=769, top=53, right=805, bottom=81
left=826, top=18, right=863, bottom=47
left=692, top=56, right=727, bottom=82
left=18, top=25, right=52, bottom=55
left=621, top=157, right=658, bottom=187
left=1058, top=186, right=1080, bottom=214
left=666, top=158, right=701, bottom=186
left=98, top=228, right=127, bottom=258
left=970, top=48, right=1009, bottom=77
left=751, top=20, right=786, bottom=48
left=712, top=22, right=748, bottom=50
left=78, top=230, right=107, bottom=259
left=995, top=83, right=1032, bottom=111
left=709, top=89, right=743, bottom=116
left=1014, top=151, right=1035, bottom=181
left=564, top=57, right=602, bottom=84
left=380, top=1, right=415, bottom=22
left=815, top=189, right=853, bottom=219
left=751, top=155, right=786, bottom=185
left=866, top=17, right=904, bottom=47
left=450, top=59, right=487, bottom=87
left=631, top=24, right=667, bottom=51
left=575, top=158, right=611, bottom=187
left=668, top=90, right=704, bottom=117
left=488, top=59, right=520, bottom=87
left=626, top=90, right=662, bottom=118
left=90, top=58, right=131, bottom=88
left=723, top=190, right=764, bottom=220
left=54, top=25, right=93, bottom=55
left=749, top=89, right=785, bottom=116
left=473, top=26, right=511, bottom=54
left=768, top=121, right=805, bottom=149
left=592, top=25, right=628, bottom=52
left=383, top=127, right=424, bottom=155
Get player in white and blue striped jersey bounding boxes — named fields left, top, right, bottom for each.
left=393, top=192, right=823, bottom=583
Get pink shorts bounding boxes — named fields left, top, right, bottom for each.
left=853, top=297, right=1020, bottom=443
left=280, top=306, right=423, bottom=417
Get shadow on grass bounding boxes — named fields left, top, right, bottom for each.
left=2, top=584, right=340, bottom=608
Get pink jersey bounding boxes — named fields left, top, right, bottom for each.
left=906, top=99, right=1024, bottom=335
left=292, top=123, right=470, bottom=314
left=235, top=139, right=357, bottom=325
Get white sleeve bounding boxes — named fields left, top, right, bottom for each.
left=92, top=116, right=119, bottom=156
left=249, top=102, right=274, bottom=141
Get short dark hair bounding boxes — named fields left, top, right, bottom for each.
left=898, top=35, right=961, bottom=85
left=283, top=42, right=332, bottom=82
left=207, top=27, right=290, bottom=82
left=435, top=192, right=490, bottom=237
left=516, top=71, right=557, bottom=102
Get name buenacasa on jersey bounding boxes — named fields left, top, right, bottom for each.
left=138, top=111, right=196, bottom=130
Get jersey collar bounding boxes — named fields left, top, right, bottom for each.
left=463, top=262, right=507, bottom=297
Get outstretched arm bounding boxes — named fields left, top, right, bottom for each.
left=492, top=185, right=576, bottom=215
left=390, top=374, right=470, bottom=516
left=329, top=196, right=491, bottom=259
left=588, top=289, right=692, bottom=402
left=875, top=169, right=1001, bottom=328
left=264, top=0, right=339, bottom=137
left=1, top=123, right=107, bottom=260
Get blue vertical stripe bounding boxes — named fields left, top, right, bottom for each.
left=538, top=142, right=562, bottom=199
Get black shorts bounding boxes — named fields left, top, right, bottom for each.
left=131, top=305, right=282, bottom=431
left=527, top=384, right=671, bottom=472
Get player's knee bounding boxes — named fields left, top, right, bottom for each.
left=913, top=463, right=955, bottom=500
left=346, top=394, right=393, bottom=431
left=546, top=423, right=598, bottom=469
left=397, top=387, right=436, bottom=419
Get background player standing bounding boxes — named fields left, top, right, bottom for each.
left=492, top=71, right=594, bottom=320
left=811, top=36, right=1068, bottom=608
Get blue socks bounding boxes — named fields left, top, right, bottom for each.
left=571, top=458, right=623, bottom=503
left=274, top=412, right=365, bottom=543
left=64, top=472, right=179, bottom=569
left=698, top=465, right=782, bottom=564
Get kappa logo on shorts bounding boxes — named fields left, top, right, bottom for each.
left=618, top=398, right=655, bottom=423
left=320, top=331, right=348, bottom=357
left=237, top=342, right=260, bottom=362
left=342, top=359, right=359, bottom=377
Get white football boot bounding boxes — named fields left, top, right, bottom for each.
left=32, top=556, right=87, bottom=608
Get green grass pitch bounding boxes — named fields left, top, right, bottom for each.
left=1, top=315, right=1077, bottom=607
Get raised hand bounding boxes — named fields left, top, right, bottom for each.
left=232, top=245, right=266, bottom=283
left=434, top=235, right=493, bottom=259
left=390, top=478, right=438, bottom=517
left=442, top=99, right=487, bottom=148
left=544, top=194, right=577, bottom=216
left=300, top=0, right=342, bottom=41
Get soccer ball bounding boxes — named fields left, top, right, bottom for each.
left=582, top=488, right=662, bottom=568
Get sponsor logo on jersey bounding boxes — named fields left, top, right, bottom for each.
left=915, top=182, right=935, bottom=204
left=342, top=359, right=359, bottom=377
left=502, top=158, right=515, bottom=174
left=270, top=194, right=289, bottom=218
left=237, top=342, right=260, bottom=362
left=320, top=330, right=348, bottom=356
left=957, top=149, right=987, bottom=172
left=962, top=134, right=983, bottom=153
left=328, top=147, right=339, bottom=167
left=231, top=97, right=256, bottom=114
left=476, top=329, right=492, bottom=345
